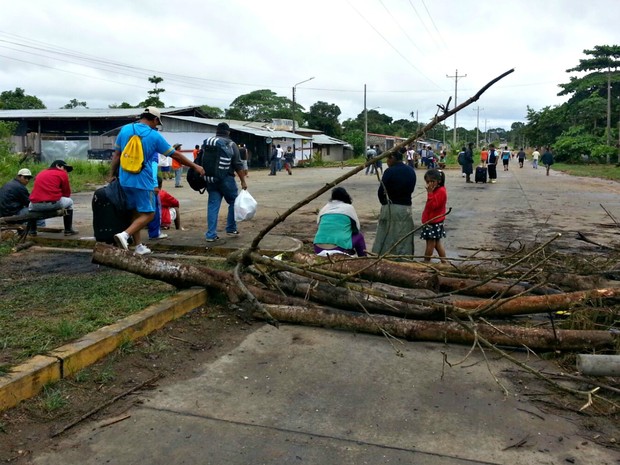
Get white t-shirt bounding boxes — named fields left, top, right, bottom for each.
left=532, top=151, right=540, bottom=160
left=158, top=153, right=171, bottom=167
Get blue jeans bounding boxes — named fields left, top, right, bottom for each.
left=174, top=168, right=183, bottom=187
left=206, top=176, right=238, bottom=239
left=148, top=194, right=161, bottom=238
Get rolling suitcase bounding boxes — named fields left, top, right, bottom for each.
left=92, top=182, right=132, bottom=244
left=475, top=166, right=487, bottom=183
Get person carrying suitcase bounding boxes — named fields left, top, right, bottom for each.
left=463, top=142, right=474, bottom=183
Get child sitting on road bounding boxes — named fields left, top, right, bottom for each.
left=158, top=178, right=185, bottom=230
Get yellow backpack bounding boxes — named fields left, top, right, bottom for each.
left=120, top=124, right=145, bottom=174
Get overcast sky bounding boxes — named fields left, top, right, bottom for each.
left=0, top=0, right=617, bottom=130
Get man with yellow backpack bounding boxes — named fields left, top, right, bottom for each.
left=110, top=107, right=204, bottom=254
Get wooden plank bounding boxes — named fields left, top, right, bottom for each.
left=0, top=209, right=66, bottom=225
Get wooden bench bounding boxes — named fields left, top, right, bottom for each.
left=0, top=209, right=66, bottom=241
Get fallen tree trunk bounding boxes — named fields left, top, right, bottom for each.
left=93, top=244, right=449, bottom=319
left=289, top=252, right=440, bottom=290
left=92, top=243, right=321, bottom=310
left=258, top=305, right=616, bottom=351
left=94, top=244, right=618, bottom=321
left=437, top=276, right=561, bottom=297
left=273, top=271, right=445, bottom=319
left=290, top=252, right=562, bottom=298
left=92, top=244, right=617, bottom=351
left=451, top=288, right=620, bottom=316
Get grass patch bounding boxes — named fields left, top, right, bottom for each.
left=0, top=269, right=176, bottom=365
left=39, top=384, right=67, bottom=412
left=551, top=162, right=620, bottom=181
left=0, top=155, right=110, bottom=193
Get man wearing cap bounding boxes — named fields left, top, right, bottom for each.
left=29, top=160, right=79, bottom=236
left=0, top=168, right=35, bottom=225
left=111, top=107, right=205, bottom=255
left=205, top=122, right=247, bottom=242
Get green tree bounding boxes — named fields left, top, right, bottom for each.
left=225, top=89, right=293, bottom=122
left=139, top=76, right=166, bottom=108
left=305, top=101, right=342, bottom=137
left=559, top=45, right=620, bottom=149
left=508, top=121, right=526, bottom=147
left=571, top=94, right=607, bottom=131
left=392, top=118, right=417, bottom=137
left=341, top=128, right=365, bottom=156
left=523, top=105, right=567, bottom=148
left=0, top=87, right=45, bottom=109
left=62, top=98, right=88, bottom=109
left=0, top=121, right=17, bottom=155
left=345, top=109, right=393, bottom=135
left=198, top=104, right=224, bottom=118
left=109, top=102, right=134, bottom=109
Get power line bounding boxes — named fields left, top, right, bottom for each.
left=378, top=0, right=424, bottom=54
left=406, top=0, right=441, bottom=50
left=345, top=0, right=441, bottom=89
left=420, top=0, right=448, bottom=49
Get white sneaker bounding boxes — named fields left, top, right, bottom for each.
left=134, top=244, right=152, bottom=255
left=153, top=233, right=168, bottom=239
left=114, top=231, right=129, bottom=250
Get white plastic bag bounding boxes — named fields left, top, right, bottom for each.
left=234, top=189, right=257, bottom=222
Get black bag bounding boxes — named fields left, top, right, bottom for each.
left=202, top=136, right=234, bottom=183
left=475, top=166, right=488, bottom=183
left=92, top=180, right=132, bottom=244
left=187, top=150, right=207, bottom=193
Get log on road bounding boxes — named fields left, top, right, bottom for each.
left=91, top=244, right=618, bottom=351
left=451, top=288, right=620, bottom=316
left=258, top=305, right=616, bottom=351
left=289, top=252, right=439, bottom=290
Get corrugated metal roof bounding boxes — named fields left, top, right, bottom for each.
left=166, top=116, right=308, bottom=140
left=312, top=134, right=349, bottom=145
left=0, top=108, right=325, bottom=142
left=0, top=107, right=197, bottom=119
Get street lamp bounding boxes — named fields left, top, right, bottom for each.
left=292, top=77, right=315, bottom=160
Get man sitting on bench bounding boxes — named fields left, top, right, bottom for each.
left=0, top=168, right=37, bottom=233
left=29, top=160, right=78, bottom=236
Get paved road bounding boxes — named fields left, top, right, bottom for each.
left=63, top=160, right=620, bottom=257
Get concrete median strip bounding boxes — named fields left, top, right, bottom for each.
left=0, top=288, right=208, bottom=412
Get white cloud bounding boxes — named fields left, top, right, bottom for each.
left=0, top=0, right=617, bottom=131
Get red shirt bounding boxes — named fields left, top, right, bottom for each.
left=421, top=186, right=447, bottom=224
left=29, top=167, right=71, bottom=202
left=159, top=189, right=179, bottom=226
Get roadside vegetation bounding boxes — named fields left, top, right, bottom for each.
left=0, top=264, right=177, bottom=369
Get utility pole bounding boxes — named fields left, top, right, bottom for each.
left=446, top=69, right=467, bottom=147
left=364, top=84, right=368, bottom=155
left=292, top=77, right=315, bottom=160
left=473, top=106, right=483, bottom=148
left=606, top=69, right=611, bottom=160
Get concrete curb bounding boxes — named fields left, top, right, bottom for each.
left=0, top=288, right=207, bottom=412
